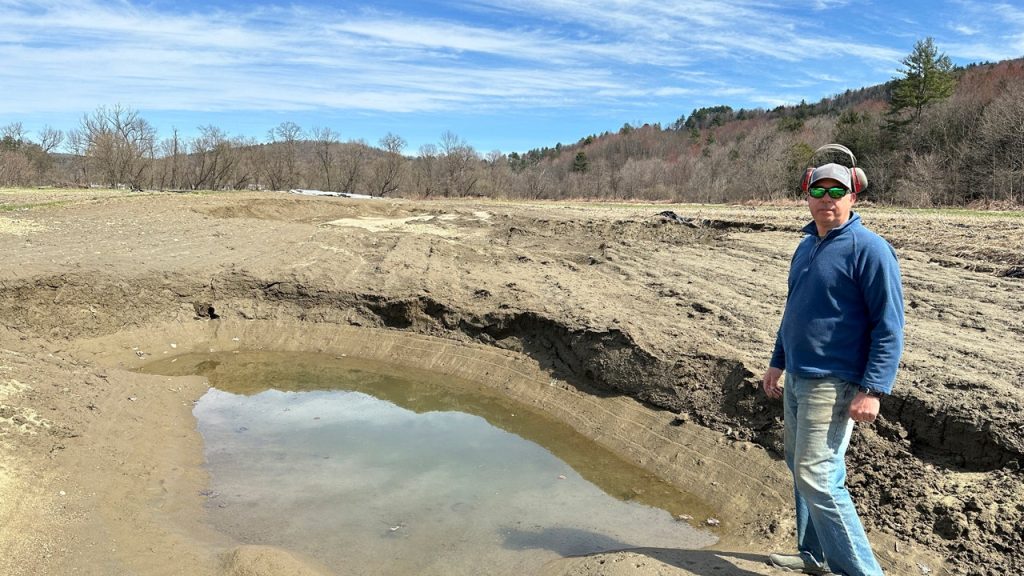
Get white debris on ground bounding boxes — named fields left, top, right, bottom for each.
left=287, top=189, right=381, bottom=199
left=323, top=214, right=461, bottom=237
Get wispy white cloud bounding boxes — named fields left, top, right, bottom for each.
left=937, top=1, right=1024, bottom=62
left=943, top=39, right=1024, bottom=63
left=1, top=0, right=1019, bottom=148
left=811, top=0, right=853, bottom=9
left=0, top=0, right=910, bottom=115
left=0, top=1, right=674, bottom=115
left=808, top=73, right=844, bottom=83
left=991, top=1, right=1024, bottom=23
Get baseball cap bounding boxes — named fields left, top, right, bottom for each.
left=809, top=163, right=853, bottom=190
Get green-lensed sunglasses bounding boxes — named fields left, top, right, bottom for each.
left=808, top=186, right=851, bottom=199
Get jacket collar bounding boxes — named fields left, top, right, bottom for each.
left=802, top=211, right=861, bottom=239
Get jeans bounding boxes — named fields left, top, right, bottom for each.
left=783, top=373, right=884, bottom=576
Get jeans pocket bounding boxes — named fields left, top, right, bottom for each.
left=825, top=380, right=856, bottom=450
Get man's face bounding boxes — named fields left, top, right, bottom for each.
left=807, top=177, right=855, bottom=234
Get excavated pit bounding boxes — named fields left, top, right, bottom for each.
left=4, top=272, right=1017, bottom=475
left=3, top=192, right=1023, bottom=575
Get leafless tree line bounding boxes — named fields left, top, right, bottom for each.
left=0, top=121, right=64, bottom=188
left=4, top=81, right=1024, bottom=206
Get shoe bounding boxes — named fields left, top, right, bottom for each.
left=767, top=553, right=831, bottom=574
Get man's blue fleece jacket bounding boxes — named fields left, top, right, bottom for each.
left=769, top=212, right=904, bottom=394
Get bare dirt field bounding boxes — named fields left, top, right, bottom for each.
left=1, top=189, right=1021, bottom=575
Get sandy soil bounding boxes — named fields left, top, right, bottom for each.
left=1, top=189, right=1021, bottom=575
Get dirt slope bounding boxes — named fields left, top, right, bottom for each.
left=1, top=189, right=1021, bottom=575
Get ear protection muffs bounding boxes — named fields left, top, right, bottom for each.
left=800, top=143, right=869, bottom=194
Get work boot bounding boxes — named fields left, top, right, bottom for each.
left=767, top=552, right=831, bottom=574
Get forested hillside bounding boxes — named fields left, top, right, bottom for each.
left=3, top=41, right=1022, bottom=207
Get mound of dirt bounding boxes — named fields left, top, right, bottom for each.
left=223, top=545, right=331, bottom=576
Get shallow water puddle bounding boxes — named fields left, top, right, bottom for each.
left=142, top=351, right=716, bottom=575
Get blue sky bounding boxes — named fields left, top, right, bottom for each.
left=2, top=0, right=1023, bottom=154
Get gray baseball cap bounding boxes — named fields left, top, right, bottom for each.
left=809, top=163, right=852, bottom=190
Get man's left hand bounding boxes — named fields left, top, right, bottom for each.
left=849, top=391, right=880, bottom=423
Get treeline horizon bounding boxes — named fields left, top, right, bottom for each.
left=2, top=41, right=1023, bottom=207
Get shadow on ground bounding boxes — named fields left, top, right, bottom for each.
left=626, top=547, right=770, bottom=575
left=503, top=526, right=771, bottom=575
left=502, top=525, right=635, bottom=557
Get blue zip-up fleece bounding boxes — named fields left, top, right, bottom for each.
left=770, top=213, right=904, bottom=394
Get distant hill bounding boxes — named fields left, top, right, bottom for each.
left=507, top=56, right=1024, bottom=206
left=5, top=55, right=1023, bottom=206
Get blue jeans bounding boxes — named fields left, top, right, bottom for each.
left=783, top=374, right=884, bottom=576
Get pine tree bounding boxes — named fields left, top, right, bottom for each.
left=888, top=37, right=956, bottom=128
left=572, top=151, right=588, bottom=173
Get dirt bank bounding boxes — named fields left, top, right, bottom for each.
left=1, top=189, right=1021, bottom=575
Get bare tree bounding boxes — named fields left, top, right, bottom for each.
left=0, top=123, right=53, bottom=184
left=518, top=165, right=550, bottom=199
left=739, top=124, right=789, bottom=201
left=64, top=128, right=90, bottom=185
left=38, top=126, right=64, bottom=154
left=310, top=127, right=340, bottom=190
left=1, top=122, right=27, bottom=145
left=617, top=158, right=667, bottom=199
left=894, top=151, right=944, bottom=206
left=155, top=128, right=185, bottom=190
left=372, top=132, right=406, bottom=196
left=973, top=86, right=1024, bottom=204
left=482, top=149, right=513, bottom=196
left=337, top=139, right=368, bottom=194
left=78, top=105, right=156, bottom=189
left=861, top=152, right=900, bottom=205
left=439, top=130, right=479, bottom=196
left=263, top=121, right=303, bottom=190
left=186, top=125, right=237, bottom=190
left=0, top=150, right=33, bottom=186
left=412, top=144, right=440, bottom=197
left=230, top=136, right=261, bottom=190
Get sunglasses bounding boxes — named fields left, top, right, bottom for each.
left=808, top=186, right=851, bottom=199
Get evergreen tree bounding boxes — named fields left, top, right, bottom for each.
left=888, top=37, right=956, bottom=128
left=572, top=151, right=588, bottom=173
left=834, top=110, right=881, bottom=159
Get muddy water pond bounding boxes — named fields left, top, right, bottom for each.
left=142, top=351, right=717, bottom=575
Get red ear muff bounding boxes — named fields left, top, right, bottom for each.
left=851, top=167, right=868, bottom=194
left=806, top=143, right=868, bottom=195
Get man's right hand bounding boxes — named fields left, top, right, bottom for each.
left=762, top=367, right=784, bottom=399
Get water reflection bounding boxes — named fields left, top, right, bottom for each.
left=143, top=351, right=716, bottom=575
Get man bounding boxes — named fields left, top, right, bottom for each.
left=762, top=162, right=904, bottom=575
